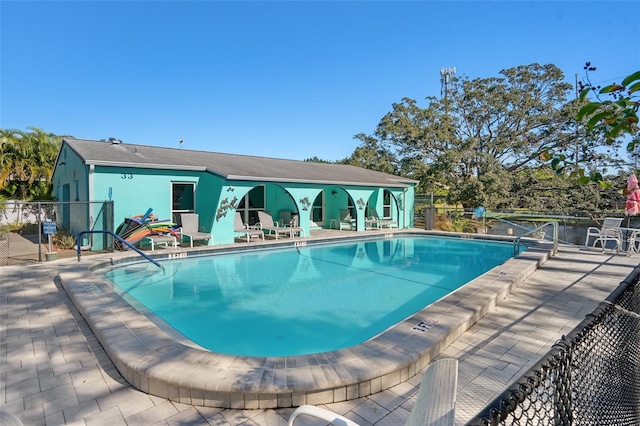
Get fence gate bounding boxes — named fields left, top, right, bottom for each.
left=0, top=201, right=114, bottom=266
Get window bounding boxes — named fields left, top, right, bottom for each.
left=237, top=186, right=265, bottom=226
left=383, top=190, right=392, bottom=218
left=312, top=192, right=324, bottom=225
left=347, top=196, right=356, bottom=219
left=172, top=182, right=195, bottom=217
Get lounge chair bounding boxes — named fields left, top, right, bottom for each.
left=279, top=211, right=293, bottom=227
left=234, top=212, right=264, bottom=242
left=141, top=233, right=178, bottom=251
left=178, top=213, right=213, bottom=247
left=279, top=211, right=306, bottom=238
left=367, top=208, right=398, bottom=229
left=584, top=217, right=623, bottom=251
left=364, top=214, right=378, bottom=230
left=288, top=358, right=458, bottom=426
left=256, top=211, right=293, bottom=239
left=339, top=209, right=355, bottom=230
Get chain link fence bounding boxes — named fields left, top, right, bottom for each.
left=0, top=200, right=114, bottom=265
left=466, top=266, right=640, bottom=426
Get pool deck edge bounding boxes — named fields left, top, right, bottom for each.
left=58, top=232, right=553, bottom=409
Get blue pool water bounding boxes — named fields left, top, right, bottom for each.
left=104, top=236, right=521, bottom=356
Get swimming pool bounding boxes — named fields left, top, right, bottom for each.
left=105, top=236, right=521, bottom=356
left=60, top=231, right=551, bottom=408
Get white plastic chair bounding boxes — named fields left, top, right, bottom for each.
left=339, top=209, right=354, bottom=230
left=234, top=212, right=264, bottom=242
left=584, top=217, right=623, bottom=251
left=284, top=213, right=306, bottom=238
left=256, top=211, right=293, bottom=239
left=367, top=207, right=398, bottom=229
left=179, top=213, right=213, bottom=247
left=625, top=229, right=640, bottom=254
left=141, top=234, right=177, bottom=251
left=288, top=358, right=458, bottom=426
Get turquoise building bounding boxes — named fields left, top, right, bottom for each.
left=52, top=138, right=418, bottom=248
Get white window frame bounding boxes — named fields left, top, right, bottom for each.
left=312, top=191, right=325, bottom=226
left=383, top=190, right=392, bottom=218
left=171, top=182, right=196, bottom=220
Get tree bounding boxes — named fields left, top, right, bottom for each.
left=354, top=63, right=612, bottom=208
left=545, top=65, right=639, bottom=185
left=304, top=156, right=334, bottom=163
left=0, top=127, right=62, bottom=199
left=578, top=66, right=639, bottom=144
left=509, top=167, right=618, bottom=213
left=340, top=133, right=397, bottom=175
left=577, top=66, right=639, bottom=158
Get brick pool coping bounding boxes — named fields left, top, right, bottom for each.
left=58, top=230, right=553, bottom=409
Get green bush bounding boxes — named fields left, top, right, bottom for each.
left=435, top=213, right=482, bottom=233
left=52, top=229, right=76, bottom=249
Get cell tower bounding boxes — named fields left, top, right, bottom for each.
left=440, top=67, right=456, bottom=98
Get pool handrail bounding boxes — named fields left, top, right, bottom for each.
left=514, top=221, right=559, bottom=256
left=76, top=230, right=163, bottom=269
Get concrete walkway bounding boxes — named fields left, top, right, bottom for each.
left=1, top=245, right=638, bottom=425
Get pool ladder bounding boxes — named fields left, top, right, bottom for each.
left=76, top=230, right=163, bottom=269
left=513, top=221, right=559, bottom=256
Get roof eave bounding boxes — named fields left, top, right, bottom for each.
left=82, top=162, right=417, bottom=187
left=386, top=177, right=420, bottom=185
left=226, top=175, right=413, bottom=188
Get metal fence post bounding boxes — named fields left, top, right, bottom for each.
left=37, top=202, right=42, bottom=262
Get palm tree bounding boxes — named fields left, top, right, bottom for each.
left=0, top=127, right=62, bottom=200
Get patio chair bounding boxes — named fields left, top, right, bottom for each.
left=256, top=211, right=292, bottom=239
left=278, top=211, right=306, bottom=238
left=364, top=214, right=379, bottom=230
left=367, top=208, right=398, bottom=229
left=279, top=211, right=293, bottom=227
left=141, top=233, right=178, bottom=251
left=584, top=217, right=623, bottom=251
left=339, top=209, right=355, bottom=230
left=234, top=212, right=264, bottom=242
left=625, top=229, right=640, bottom=254
left=288, top=358, right=458, bottom=426
left=178, top=213, right=213, bottom=247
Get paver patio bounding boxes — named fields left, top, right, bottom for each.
left=1, top=242, right=638, bottom=425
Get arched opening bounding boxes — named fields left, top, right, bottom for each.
left=365, top=189, right=399, bottom=229
left=236, top=184, right=302, bottom=228
left=236, top=185, right=266, bottom=227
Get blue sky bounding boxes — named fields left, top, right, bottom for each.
left=2, top=1, right=639, bottom=161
